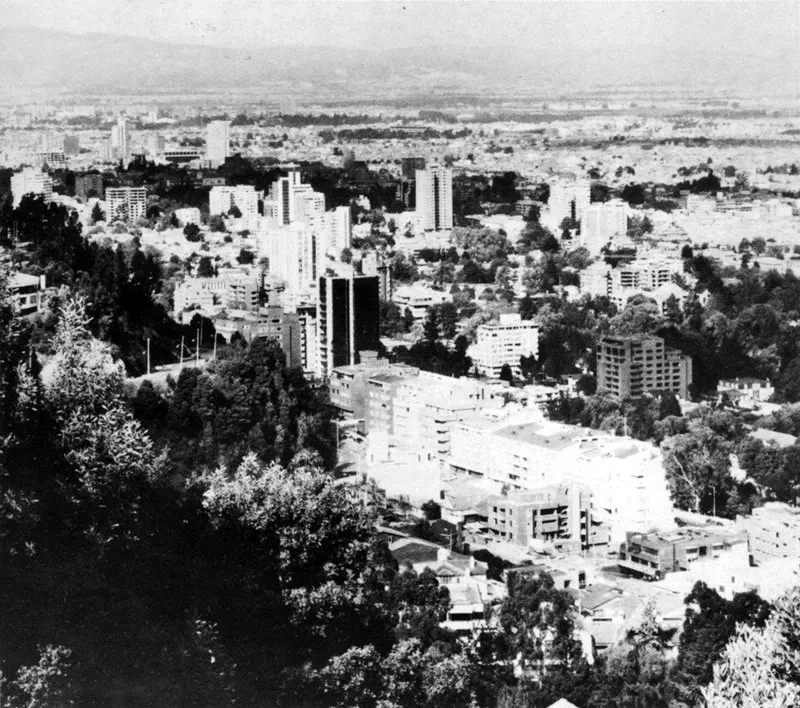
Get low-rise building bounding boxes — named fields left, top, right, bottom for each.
left=173, top=273, right=261, bottom=319
left=392, top=284, right=450, bottom=323
left=738, top=502, right=800, bottom=565
left=717, top=377, right=775, bottom=406
left=8, top=272, right=45, bottom=316
left=390, top=538, right=497, bottom=637
left=212, top=307, right=302, bottom=368
left=485, top=484, right=609, bottom=552
left=617, top=527, right=748, bottom=580
left=174, top=207, right=201, bottom=226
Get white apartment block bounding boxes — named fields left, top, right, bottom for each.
left=448, top=417, right=675, bottom=543
left=271, top=170, right=303, bottom=225
left=322, top=206, right=352, bottom=254
left=105, top=187, right=147, bottom=222
left=174, top=207, right=201, bottom=226
left=209, top=186, right=259, bottom=218
left=416, top=166, right=453, bottom=232
left=581, top=199, right=627, bottom=254
left=257, top=223, right=319, bottom=292
left=472, top=313, right=539, bottom=379
left=546, top=178, right=591, bottom=232
left=391, top=373, right=504, bottom=458
left=738, top=502, right=800, bottom=565
left=110, top=117, right=129, bottom=162
left=11, top=167, right=53, bottom=207
left=206, top=120, right=230, bottom=167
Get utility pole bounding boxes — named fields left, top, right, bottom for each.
left=146, top=337, right=151, bottom=375
left=195, top=329, right=199, bottom=366
left=179, top=335, right=184, bottom=369
left=213, top=333, right=217, bottom=360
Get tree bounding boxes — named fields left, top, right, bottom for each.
left=227, top=205, right=242, bottom=219
left=423, top=307, right=440, bottom=343
left=341, top=247, right=353, bottom=264
left=670, top=582, right=771, bottom=707
left=184, top=223, right=202, bottom=242
left=236, top=248, right=255, bottom=265
left=2, top=645, right=75, bottom=708
left=499, top=572, right=583, bottom=673
left=170, top=211, right=180, bottom=228
left=91, top=202, right=105, bottom=224
left=197, top=256, right=215, bottom=278
left=437, top=302, right=459, bottom=339
left=421, top=500, right=441, bottom=521
left=209, top=214, right=226, bottom=232
left=499, top=364, right=514, bottom=384
left=661, top=427, right=732, bottom=513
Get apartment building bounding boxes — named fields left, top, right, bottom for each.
left=212, top=307, right=302, bottom=368
left=206, top=120, right=230, bottom=167
left=472, top=313, right=539, bottom=379
left=581, top=199, right=627, bottom=254
left=415, top=166, right=453, bottom=232
left=318, top=275, right=380, bottom=376
left=617, top=528, right=749, bottom=581
left=105, top=187, right=147, bottom=222
left=209, top=185, right=259, bottom=218
left=448, top=417, right=675, bottom=542
left=738, top=503, right=800, bottom=565
left=597, top=335, right=692, bottom=399
left=545, top=178, right=590, bottom=232
left=75, top=173, right=104, bottom=201
left=486, top=484, right=609, bottom=552
left=11, top=167, right=53, bottom=207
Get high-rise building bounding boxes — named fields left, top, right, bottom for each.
left=547, top=178, right=591, bottom=231
left=110, top=117, right=129, bottom=163
left=402, top=157, right=426, bottom=181
left=322, top=205, right=351, bottom=254
left=206, top=120, right=231, bottom=167
left=416, top=166, right=453, bottom=232
left=472, top=313, right=539, bottom=379
left=75, top=173, right=104, bottom=201
left=582, top=199, right=627, bottom=254
left=597, top=335, right=692, bottom=399
left=209, top=185, right=258, bottom=218
left=318, top=275, right=380, bottom=376
left=105, top=187, right=147, bottom=222
left=11, top=168, right=53, bottom=207
left=63, top=135, right=80, bottom=156
left=271, top=169, right=303, bottom=225
left=258, top=224, right=319, bottom=292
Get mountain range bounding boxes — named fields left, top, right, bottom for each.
left=1, top=27, right=796, bottom=98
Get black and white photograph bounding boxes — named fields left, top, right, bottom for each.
left=1, top=1, right=799, bottom=706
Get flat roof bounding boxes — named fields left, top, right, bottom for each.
left=494, top=422, right=594, bottom=451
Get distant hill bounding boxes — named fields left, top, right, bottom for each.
left=0, top=27, right=796, bottom=96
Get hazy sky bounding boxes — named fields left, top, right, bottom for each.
left=2, top=0, right=798, bottom=56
